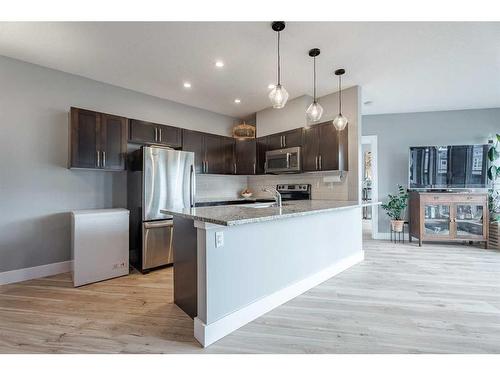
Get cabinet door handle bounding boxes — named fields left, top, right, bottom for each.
left=234, top=162, right=237, bottom=174
left=96, top=150, right=100, bottom=168
left=283, top=135, right=286, bottom=148
left=154, top=128, right=158, bottom=142
left=159, top=128, right=162, bottom=143
left=102, top=151, right=106, bottom=168
left=315, top=156, right=318, bottom=170
left=253, top=163, right=256, bottom=175
left=319, top=155, right=322, bottom=170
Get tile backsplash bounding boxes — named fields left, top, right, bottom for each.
left=196, top=174, right=248, bottom=200
left=248, top=172, right=350, bottom=201
left=195, top=172, right=350, bottom=201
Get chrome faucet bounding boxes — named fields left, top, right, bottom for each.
left=262, top=187, right=282, bottom=207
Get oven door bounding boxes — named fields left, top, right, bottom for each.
left=265, top=147, right=301, bottom=174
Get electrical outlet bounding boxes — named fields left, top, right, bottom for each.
left=215, top=232, right=224, bottom=248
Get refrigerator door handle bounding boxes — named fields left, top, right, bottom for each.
left=190, top=164, right=195, bottom=207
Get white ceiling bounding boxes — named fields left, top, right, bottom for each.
left=0, top=22, right=499, bottom=118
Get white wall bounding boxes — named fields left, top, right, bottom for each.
left=0, top=55, right=238, bottom=273
left=256, top=95, right=311, bottom=136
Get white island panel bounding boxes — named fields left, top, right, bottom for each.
left=193, top=206, right=363, bottom=347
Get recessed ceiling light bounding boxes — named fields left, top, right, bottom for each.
left=183, top=82, right=191, bottom=88
left=234, top=98, right=241, bottom=104
left=215, top=61, right=224, bottom=68
left=268, top=84, right=275, bottom=89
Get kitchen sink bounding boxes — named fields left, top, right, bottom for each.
left=239, top=202, right=288, bottom=208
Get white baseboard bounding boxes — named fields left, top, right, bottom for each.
left=372, top=232, right=410, bottom=241
left=0, top=260, right=72, bottom=286
left=194, top=251, right=364, bottom=347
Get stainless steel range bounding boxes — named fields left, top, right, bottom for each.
left=276, top=184, right=311, bottom=201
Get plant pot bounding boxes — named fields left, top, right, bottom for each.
left=391, top=220, right=405, bottom=233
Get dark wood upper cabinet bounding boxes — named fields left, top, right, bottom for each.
left=69, top=107, right=127, bottom=170
left=129, top=119, right=182, bottom=148
left=256, top=136, right=267, bottom=174
left=204, top=134, right=226, bottom=174
left=302, top=126, right=320, bottom=172
left=282, top=128, right=303, bottom=148
left=266, top=133, right=283, bottom=151
left=221, top=137, right=236, bottom=175
left=182, top=129, right=205, bottom=174
left=235, top=139, right=256, bottom=175
left=182, top=130, right=235, bottom=175
left=70, top=108, right=100, bottom=169
left=100, top=113, right=128, bottom=170
left=265, top=128, right=303, bottom=151
left=301, top=121, right=348, bottom=172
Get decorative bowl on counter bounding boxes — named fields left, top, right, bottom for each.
left=241, top=189, right=253, bottom=198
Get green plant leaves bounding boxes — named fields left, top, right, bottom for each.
left=489, top=166, right=500, bottom=181
left=497, top=133, right=500, bottom=143
left=382, top=184, right=408, bottom=220
left=488, top=146, right=499, bottom=162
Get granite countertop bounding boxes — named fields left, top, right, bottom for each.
left=161, top=200, right=379, bottom=226
left=195, top=196, right=267, bottom=204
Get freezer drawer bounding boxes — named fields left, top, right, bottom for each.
left=142, top=220, right=173, bottom=269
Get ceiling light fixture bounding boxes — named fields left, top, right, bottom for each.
left=215, top=61, right=224, bottom=68
left=305, top=48, right=323, bottom=123
left=268, top=21, right=289, bottom=109
left=234, top=98, right=241, bottom=104
left=268, top=84, right=275, bottom=89
left=183, top=82, right=191, bottom=88
left=332, top=69, right=348, bottom=131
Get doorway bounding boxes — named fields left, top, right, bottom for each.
left=361, top=135, right=378, bottom=239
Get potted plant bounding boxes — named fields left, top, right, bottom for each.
left=381, top=185, right=408, bottom=232
left=488, top=134, right=500, bottom=249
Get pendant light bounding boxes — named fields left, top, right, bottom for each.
left=305, top=48, right=323, bottom=122
left=332, top=68, right=348, bottom=131
left=268, top=21, right=289, bottom=109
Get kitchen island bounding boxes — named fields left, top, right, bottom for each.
left=161, top=200, right=373, bottom=347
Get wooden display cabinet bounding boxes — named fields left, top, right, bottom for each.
left=409, top=191, right=489, bottom=247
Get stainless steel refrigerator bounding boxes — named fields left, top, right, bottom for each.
left=127, top=145, right=195, bottom=273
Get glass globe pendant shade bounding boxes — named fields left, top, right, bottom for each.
left=268, top=84, right=289, bottom=109
left=333, top=113, right=348, bottom=131
left=306, top=101, right=323, bottom=122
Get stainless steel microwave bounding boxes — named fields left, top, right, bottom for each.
left=265, top=147, right=301, bottom=174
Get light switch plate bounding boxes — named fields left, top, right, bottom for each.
left=215, top=232, right=224, bottom=248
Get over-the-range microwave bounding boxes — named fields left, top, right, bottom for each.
left=265, top=146, right=301, bottom=174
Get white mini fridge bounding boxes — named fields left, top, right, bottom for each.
left=71, top=209, right=129, bottom=287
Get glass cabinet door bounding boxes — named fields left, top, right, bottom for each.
left=424, top=204, right=451, bottom=236
left=455, top=204, right=484, bottom=238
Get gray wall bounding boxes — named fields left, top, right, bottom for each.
left=362, top=108, right=500, bottom=233
left=0, top=55, right=237, bottom=273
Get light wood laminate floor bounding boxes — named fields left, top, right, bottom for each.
left=1, top=238, right=500, bottom=353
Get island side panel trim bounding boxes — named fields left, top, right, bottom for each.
left=193, top=251, right=364, bottom=347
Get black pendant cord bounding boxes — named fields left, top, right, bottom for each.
left=277, top=32, right=281, bottom=85
left=313, top=56, right=316, bottom=102
left=338, top=74, right=342, bottom=115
